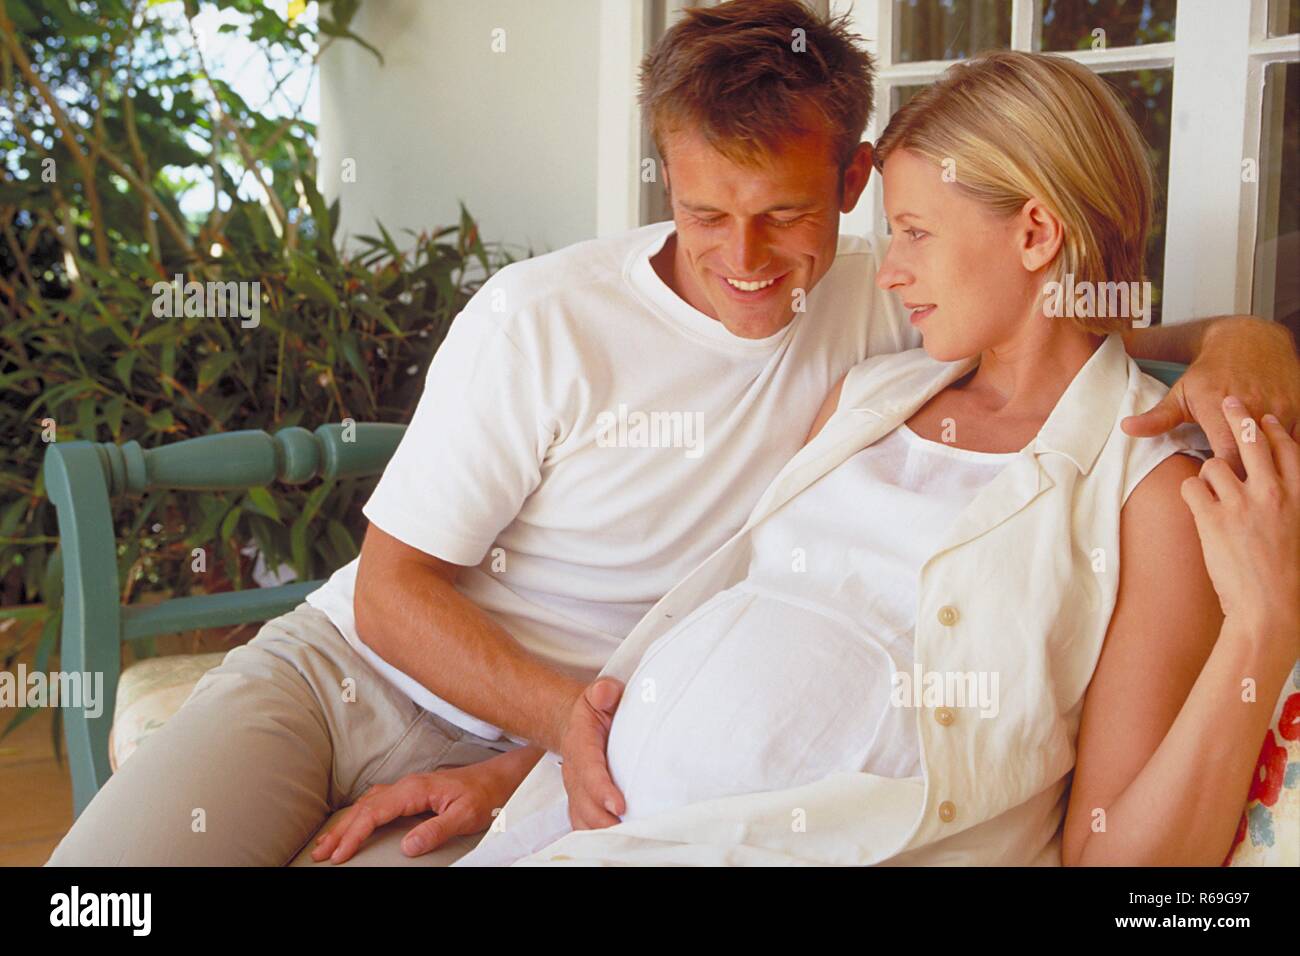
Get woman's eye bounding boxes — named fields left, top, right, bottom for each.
left=905, top=228, right=928, bottom=240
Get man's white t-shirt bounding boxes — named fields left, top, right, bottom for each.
left=305, top=219, right=918, bottom=740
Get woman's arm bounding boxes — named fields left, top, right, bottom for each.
left=1062, top=401, right=1300, bottom=866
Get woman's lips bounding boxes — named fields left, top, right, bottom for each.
left=907, top=305, right=936, bottom=324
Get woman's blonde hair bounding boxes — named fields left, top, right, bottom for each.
left=874, top=51, right=1154, bottom=333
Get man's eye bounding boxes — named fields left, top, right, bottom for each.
left=695, top=215, right=725, bottom=227
left=771, top=216, right=803, bottom=228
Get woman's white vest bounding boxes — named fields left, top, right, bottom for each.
left=474, top=333, right=1202, bottom=866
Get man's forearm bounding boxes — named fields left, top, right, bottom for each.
left=1122, top=314, right=1297, bottom=364
left=355, top=560, right=583, bottom=752
left=1120, top=317, right=1211, bottom=364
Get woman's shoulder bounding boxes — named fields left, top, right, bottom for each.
left=838, top=347, right=969, bottom=413
left=1111, top=359, right=1211, bottom=505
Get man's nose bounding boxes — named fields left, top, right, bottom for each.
left=875, top=236, right=910, bottom=291
left=725, top=220, right=770, bottom=276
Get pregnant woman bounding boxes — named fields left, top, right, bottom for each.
left=457, top=51, right=1300, bottom=866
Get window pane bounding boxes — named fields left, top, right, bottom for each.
left=893, top=0, right=1010, bottom=63
left=1253, top=62, right=1300, bottom=340
left=1040, top=0, right=1175, bottom=51
left=1268, top=0, right=1300, bottom=36
left=1101, top=69, right=1173, bottom=325
left=889, top=84, right=929, bottom=114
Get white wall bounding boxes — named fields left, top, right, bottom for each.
left=320, top=0, right=602, bottom=258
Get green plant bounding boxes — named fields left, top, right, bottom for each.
left=0, top=0, right=520, bottom=745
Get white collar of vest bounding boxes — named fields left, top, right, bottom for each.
left=845, top=332, right=1130, bottom=476
left=741, top=334, right=1131, bottom=536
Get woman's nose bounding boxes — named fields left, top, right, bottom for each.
left=876, top=236, right=910, bottom=291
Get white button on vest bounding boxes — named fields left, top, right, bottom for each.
left=937, top=605, right=959, bottom=626
left=938, top=801, right=957, bottom=823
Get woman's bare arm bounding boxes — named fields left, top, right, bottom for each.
left=1063, top=405, right=1300, bottom=866
left=1062, top=453, right=1228, bottom=865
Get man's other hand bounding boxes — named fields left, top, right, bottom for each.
left=1124, top=317, right=1300, bottom=475
left=310, top=749, right=537, bottom=864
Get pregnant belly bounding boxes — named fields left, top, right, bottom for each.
left=606, top=584, right=919, bottom=823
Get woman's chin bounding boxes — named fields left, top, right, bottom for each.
left=919, top=334, right=975, bottom=364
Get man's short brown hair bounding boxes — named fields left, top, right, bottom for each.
left=638, top=0, right=876, bottom=175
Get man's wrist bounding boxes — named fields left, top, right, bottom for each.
left=540, top=681, right=585, bottom=753
left=486, top=744, right=546, bottom=786
left=1202, top=314, right=1296, bottom=357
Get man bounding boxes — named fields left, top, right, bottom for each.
left=48, top=0, right=1300, bottom=867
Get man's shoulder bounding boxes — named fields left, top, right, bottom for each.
left=810, top=231, right=885, bottom=298
left=474, top=221, right=671, bottom=313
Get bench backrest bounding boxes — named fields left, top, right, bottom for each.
left=43, top=423, right=405, bottom=814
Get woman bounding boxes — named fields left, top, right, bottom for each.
left=457, top=50, right=1300, bottom=866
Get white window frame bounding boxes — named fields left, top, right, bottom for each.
left=835, top=0, right=1300, bottom=324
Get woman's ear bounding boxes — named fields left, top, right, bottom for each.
left=1018, top=197, right=1064, bottom=273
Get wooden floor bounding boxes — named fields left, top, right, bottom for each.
left=0, top=705, right=72, bottom=866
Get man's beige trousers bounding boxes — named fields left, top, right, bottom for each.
left=46, top=602, right=515, bottom=866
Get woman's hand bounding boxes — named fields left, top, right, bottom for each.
left=310, top=745, right=544, bottom=864
left=1180, top=395, right=1300, bottom=652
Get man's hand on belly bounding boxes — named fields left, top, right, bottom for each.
left=310, top=746, right=545, bottom=864
left=559, top=677, right=627, bottom=830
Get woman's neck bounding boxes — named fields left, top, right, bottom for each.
left=962, top=319, right=1106, bottom=424
left=906, top=317, right=1107, bottom=454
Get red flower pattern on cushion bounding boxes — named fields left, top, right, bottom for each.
left=1223, top=690, right=1298, bottom=866
left=1279, top=693, right=1299, bottom=742
left=1247, top=729, right=1287, bottom=807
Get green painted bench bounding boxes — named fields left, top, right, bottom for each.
left=43, top=422, right=406, bottom=817
left=42, top=360, right=1192, bottom=821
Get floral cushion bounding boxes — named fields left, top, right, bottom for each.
left=108, top=652, right=228, bottom=772
left=1224, top=658, right=1300, bottom=867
